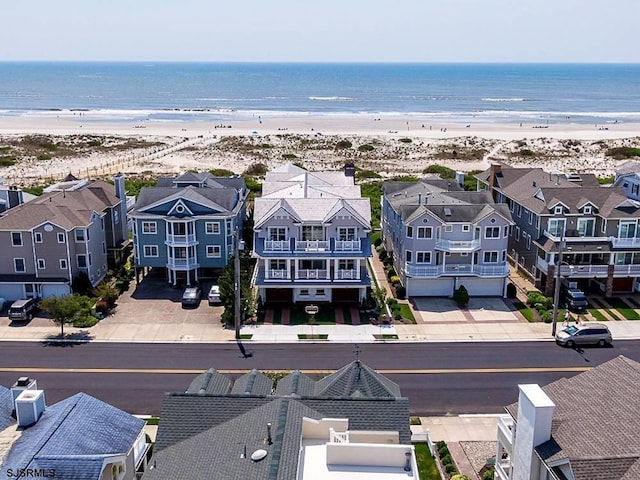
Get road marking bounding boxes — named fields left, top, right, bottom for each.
left=0, top=366, right=592, bottom=375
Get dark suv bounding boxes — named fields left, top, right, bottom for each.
left=563, top=288, right=588, bottom=313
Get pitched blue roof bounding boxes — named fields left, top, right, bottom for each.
left=0, top=386, right=13, bottom=431
left=1, top=393, right=144, bottom=480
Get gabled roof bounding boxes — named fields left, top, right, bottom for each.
left=2, top=392, right=144, bottom=480
left=314, top=361, right=402, bottom=398
left=506, top=356, right=640, bottom=480
left=254, top=198, right=371, bottom=227
left=274, top=370, right=316, bottom=397
left=134, top=185, right=241, bottom=216
left=185, top=369, right=231, bottom=395
left=230, top=369, right=274, bottom=396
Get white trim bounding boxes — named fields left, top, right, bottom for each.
left=13, top=258, right=26, bottom=273
left=75, top=228, right=86, bottom=242
left=205, top=221, right=221, bottom=235
left=37, top=258, right=46, bottom=270
left=416, top=251, right=432, bottom=264
left=206, top=245, right=222, bottom=258
left=11, top=232, right=22, bottom=247
left=417, top=226, right=432, bottom=239
left=483, top=251, right=499, bottom=263
left=141, top=221, right=157, bottom=234
left=34, top=232, right=43, bottom=243
left=57, top=232, right=65, bottom=243
left=77, top=254, right=87, bottom=269
left=485, top=226, right=500, bottom=239
left=59, top=259, right=68, bottom=270
left=143, top=245, right=159, bottom=257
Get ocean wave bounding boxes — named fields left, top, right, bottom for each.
left=308, top=96, right=353, bottom=101
left=482, top=98, right=526, bottom=102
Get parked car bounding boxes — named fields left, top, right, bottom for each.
left=562, top=288, right=588, bottom=313
left=555, top=322, right=612, bottom=348
left=8, top=298, right=39, bottom=321
left=208, top=285, right=221, bottom=305
left=181, top=287, right=202, bottom=308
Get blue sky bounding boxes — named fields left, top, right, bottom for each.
left=3, top=0, right=638, bottom=62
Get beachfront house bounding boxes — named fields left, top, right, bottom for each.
left=143, top=361, right=417, bottom=480
left=381, top=178, right=513, bottom=298
left=614, top=160, right=640, bottom=201
left=252, top=163, right=371, bottom=304
left=494, top=355, right=640, bottom=480
left=0, top=377, right=149, bottom=479
left=0, top=175, right=129, bottom=301
left=476, top=165, right=640, bottom=295
left=131, top=172, right=247, bottom=286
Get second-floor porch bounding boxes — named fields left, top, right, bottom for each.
left=255, top=258, right=369, bottom=286
left=404, top=262, right=509, bottom=278
left=255, top=237, right=371, bottom=257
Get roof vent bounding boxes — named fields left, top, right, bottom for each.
left=266, top=422, right=273, bottom=445
left=16, top=389, right=46, bottom=427
left=11, top=377, right=37, bottom=411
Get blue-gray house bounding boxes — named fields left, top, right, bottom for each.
left=131, top=172, right=247, bottom=286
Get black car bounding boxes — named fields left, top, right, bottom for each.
left=563, top=288, right=588, bottom=313
left=181, top=287, right=202, bottom=308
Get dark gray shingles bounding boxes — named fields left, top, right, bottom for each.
left=274, top=370, right=316, bottom=397
left=231, top=369, right=274, bottom=396
left=0, top=385, right=13, bottom=431
left=185, top=369, right=231, bottom=395
left=314, top=361, right=402, bottom=398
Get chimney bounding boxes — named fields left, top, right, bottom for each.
left=447, top=182, right=451, bottom=191
left=113, top=173, right=126, bottom=200
left=11, top=377, right=38, bottom=411
left=344, top=162, right=355, bottom=178
left=15, top=389, right=46, bottom=427
left=455, top=171, right=465, bottom=186
left=512, top=384, right=555, bottom=480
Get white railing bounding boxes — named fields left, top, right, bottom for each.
left=265, top=240, right=290, bottom=252
left=435, top=239, right=481, bottom=251
left=335, top=240, right=361, bottom=252
left=266, top=270, right=289, bottom=280
left=165, top=233, right=197, bottom=245
left=336, top=269, right=358, bottom=280
left=536, top=257, right=550, bottom=272
left=497, top=416, right=515, bottom=453
left=614, top=264, right=640, bottom=275
left=297, top=269, right=329, bottom=280
left=330, top=429, right=349, bottom=444
left=544, top=230, right=605, bottom=243
left=559, top=264, right=609, bottom=276
left=295, top=240, right=329, bottom=252
left=404, top=262, right=509, bottom=277
left=167, top=257, right=199, bottom=269
left=611, top=237, right=640, bottom=248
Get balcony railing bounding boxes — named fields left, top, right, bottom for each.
left=336, top=269, right=359, bottom=280
left=167, top=257, right=199, bottom=269
left=537, top=257, right=611, bottom=277
left=295, top=240, right=329, bottom=252
left=334, top=240, right=361, bottom=252
left=297, top=269, right=329, bottom=280
left=165, top=233, right=197, bottom=245
left=265, top=269, right=289, bottom=280
left=611, top=237, right=640, bottom=248
left=265, top=240, right=291, bottom=252
left=435, top=239, right=481, bottom=252
left=544, top=230, right=606, bottom=243
left=614, top=264, right=640, bottom=275
left=497, top=416, right=515, bottom=453
left=404, top=262, right=509, bottom=277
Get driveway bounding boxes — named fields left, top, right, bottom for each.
left=412, top=297, right=518, bottom=323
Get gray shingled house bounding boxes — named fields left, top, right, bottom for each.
left=144, top=361, right=416, bottom=480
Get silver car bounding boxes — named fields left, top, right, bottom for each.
left=555, top=323, right=612, bottom=348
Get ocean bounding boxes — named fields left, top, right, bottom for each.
left=0, top=62, right=638, bottom=125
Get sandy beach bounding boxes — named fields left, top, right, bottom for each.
left=0, top=112, right=638, bottom=185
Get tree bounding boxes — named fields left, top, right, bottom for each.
left=39, top=295, right=94, bottom=337
left=453, top=285, right=469, bottom=307
left=93, top=282, right=119, bottom=307
left=218, top=256, right=255, bottom=327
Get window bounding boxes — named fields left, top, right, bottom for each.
left=206, top=245, right=221, bottom=258
left=405, top=250, right=412, bottom=262
left=316, top=289, right=326, bottom=296
left=515, top=226, right=521, bottom=241
left=577, top=218, right=595, bottom=237
left=226, top=222, right=232, bottom=236
left=528, top=211, right=533, bottom=225
left=536, top=216, right=540, bottom=229
left=57, top=233, right=65, bottom=243
left=101, top=217, right=105, bottom=230
left=554, top=205, right=564, bottom=215
left=516, top=204, right=522, bottom=217
left=14, top=258, right=25, bottom=272
left=89, top=254, right=92, bottom=266
left=339, top=259, right=355, bottom=270
left=526, top=234, right=531, bottom=249
left=300, top=289, right=310, bottom=296
left=77, top=255, right=87, bottom=268
left=417, top=226, right=432, bottom=239
left=270, top=259, right=287, bottom=270
left=205, top=222, right=220, bottom=235
left=444, top=225, right=453, bottom=232
left=302, top=225, right=323, bottom=241
left=583, top=205, right=592, bottom=214
left=60, top=259, right=67, bottom=270
left=485, top=226, right=500, bottom=238
left=462, top=225, right=470, bottom=232
left=633, top=184, right=640, bottom=196
left=502, top=250, right=506, bottom=262
left=142, top=221, right=157, bottom=234
left=619, top=221, right=637, bottom=239
left=338, top=227, right=356, bottom=241
left=484, top=251, right=499, bottom=263
left=406, top=226, right=413, bottom=238
left=75, top=229, right=85, bottom=242
left=114, top=209, right=120, bottom=224
left=37, top=259, right=46, bottom=270
left=602, top=218, right=607, bottom=234
left=416, top=252, right=431, bottom=263
left=144, top=245, right=159, bottom=257
left=269, top=227, right=286, bottom=241
left=503, top=225, right=510, bottom=237
left=34, top=232, right=43, bottom=243
left=547, top=218, right=565, bottom=237
left=11, top=232, right=22, bottom=246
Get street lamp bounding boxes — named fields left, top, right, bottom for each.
left=551, top=237, right=566, bottom=337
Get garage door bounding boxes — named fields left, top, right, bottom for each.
left=265, top=288, right=293, bottom=303
left=459, top=278, right=504, bottom=297
left=41, top=284, right=71, bottom=299
left=0, top=284, right=24, bottom=302
left=612, top=277, right=634, bottom=293
left=408, top=278, right=454, bottom=297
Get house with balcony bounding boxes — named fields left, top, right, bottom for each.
left=381, top=179, right=513, bottom=298
left=0, top=175, right=129, bottom=301
left=253, top=164, right=371, bottom=304
left=476, top=165, right=640, bottom=296
left=131, top=172, right=247, bottom=286
left=495, top=355, right=640, bottom=480
left=143, top=361, right=417, bottom=480
left=614, top=160, right=640, bottom=201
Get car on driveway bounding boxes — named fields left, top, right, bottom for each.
left=181, top=287, right=202, bottom=308
left=563, top=288, right=588, bottom=313
left=207, top=285, right=221, bottom=305
left=555, top=322, right=612, bottom=348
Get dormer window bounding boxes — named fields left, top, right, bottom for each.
left=554, top=206, right=563, bottom=215
left=583, top=206, right=592, bottom=214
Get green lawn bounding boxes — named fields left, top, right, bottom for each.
left=297, top=333, right=328, bottom=340
left=399, top=303, right=416, bottom=323
left=414, top=443, right=441, bottom=480
left=587, top=303, right=608, bottom=321
left=589, top=298, right=622, bottom=320
left=601, top=297, right=640, bottom=320
left=514, top=301, right=535, bottom=322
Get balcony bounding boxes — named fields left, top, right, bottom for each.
left=334, top=240, right=361, bottom=252
left=614, top=264, right=640, bottom=276
left=336, top=269, right=359, bottom=280
left=295, top=240, right=330, bottom=252
left=265, top=269, right=290, bottom=280
left=297, top=269, right=329, bottom=280
left=165, top=233, right=198, bottom=246
left=544, top=230, right=607, bottom=243
left=404, top=262, right=509, bottom=277
left=166, top=257, right=199, bottom=270
left=497, top=416, right=514, bottom=454
left=611, top=237, right=640, bottom=248
left=536, top=257, right=610, bottom=277
left=435, top=238, right=481, bottom=252
left=264, top=240, right=291, bottom=252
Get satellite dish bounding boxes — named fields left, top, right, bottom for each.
left=251, top=449, right=268, bottom=462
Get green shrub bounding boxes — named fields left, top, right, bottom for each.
left=453, top=285, right=469, bottom=307
left=393, top=311, right=402, bottom=321
left=335, top=139, right=352, bottom=149
left=445, top=464, right=458, bottom=474
left=73, top=315, right=99, bottom=328
left=209, top=168, right=235, bottom=177
left=395, top=285, right=406, bottom=299
left=423, top=164, right=456, bottom=179
left=382, top=257, right=394, bottom=267
left=605, top=146, right=640, bottom=159
left=37, top=153, right=52, bottom=161
left=541, top=310, right=553, bottom=323
left=506, top=283, right=517, bottom=298
left=373, top=236, right=382, bottom=247
left=451, top=475, right=471, bottom=480
left=482, top=468, right=495, bottom=480
left=386, top=268, right=397, bottom=280
left=282, top=153, right=298, bottom=160
left=435, top=441, right=446, bottom=450
left=520, top=148, right=535, bottom=156
left=244, top=162, right=269, bottom=176
left=399, top=138, right=412, bottom=143
left=0, top=156, right=16, bottom=166
left=356, top=169, right=382, bottom=179
left=358, top=144, right=375, bottom=152
left=526, top=291, right=552, bottom=309
left=441, top=454, right=452, bottom=465
left=378, top=250, right=388, bottom=261
left=386, top=298, right=398, bottom=306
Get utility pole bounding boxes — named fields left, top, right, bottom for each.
left=551, top=237, right=566, bottom=337
left=234, top=225, right=241, bottom=340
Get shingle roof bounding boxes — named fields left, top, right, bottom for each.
left=231, top=369, right=274, bottom=396
left=274, top=370, right=316, bottom=397
left=0, top=386, right=13, bottom=431
left=254, top=197, right=371, bottom=227
left=134, top=185, right=241, bottom=215
left=185, top=369, right=231, bottom=395
left=506, top=356, right=640, bottom=480
left=1, top=392, right=145, bottom=480
left=314, top=360, right=402, bottom=398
